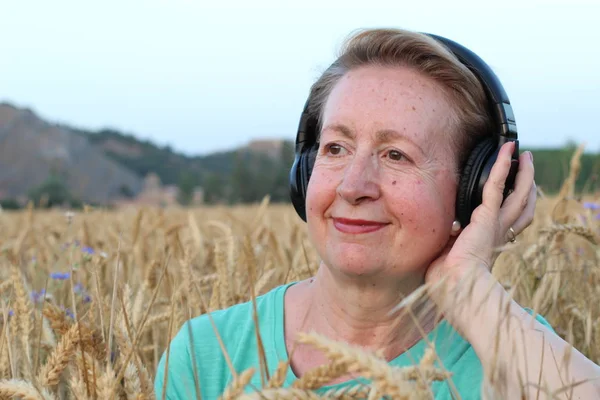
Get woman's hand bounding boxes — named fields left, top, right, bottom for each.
left=425, top=141, right=537, bottom=291
left=421, top=143, right=600, bottom=400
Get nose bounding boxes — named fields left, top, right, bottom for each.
left=336, top=150, right=381, bottom=205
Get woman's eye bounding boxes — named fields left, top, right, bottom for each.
left=327, top=144, right=344, bottom=155
left=388, top=150, right=405, bottom=161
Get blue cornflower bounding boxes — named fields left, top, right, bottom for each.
left=30, top=289, right=46, bottom=303
left=50, top=272, right=71, bottom=280
left=60, top=305, right=75, bottom=319
left=583, top=202, right=600, bottom=210
left=73, top=282, right=91, bottom=303
left=81, top=246, right=94, bottom=255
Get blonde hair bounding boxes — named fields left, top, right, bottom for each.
left=308, top=28, right=494, bottom=170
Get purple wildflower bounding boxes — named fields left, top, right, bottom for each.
left=60, top=305, right=75, bottom=319
left=50, top=271, right=70, bottom=280
left=583, top=202, right=600, bottom=210
left=8, top=310, right=14, bottom=317
left=81, top=246, right=94, bottom=255
left=73, top=282, right=91, bottom=303
left=30, top=289, right=46, bottom=303
left=74, top=283, right=84, bottom=293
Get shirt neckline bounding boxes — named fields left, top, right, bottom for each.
left=270, top=281, right=454, bottom=391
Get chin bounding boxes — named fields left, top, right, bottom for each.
left=322, top=243, right=401, bottom=279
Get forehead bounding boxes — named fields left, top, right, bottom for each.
left=320, top=65, right=456, bottom=146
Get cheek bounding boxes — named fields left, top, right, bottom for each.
left=388, top=177, right=456, bottom=232
left=305, top=167, right=337, bottom=217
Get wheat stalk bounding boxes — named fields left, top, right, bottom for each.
left=0, top=194, right=597, bottom=399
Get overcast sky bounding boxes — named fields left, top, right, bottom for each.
left=1, top=0, right=599, bottom=156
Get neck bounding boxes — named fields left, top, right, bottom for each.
left=296, top=263, right=439, bottom=361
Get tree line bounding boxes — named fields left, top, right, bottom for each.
left=198, top=142, right=600, bottom=205
left=1, top=142, right=598, bottom=211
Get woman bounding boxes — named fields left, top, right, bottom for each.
left=154, top=28, right=600, bottom=399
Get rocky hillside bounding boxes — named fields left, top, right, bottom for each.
left=1, top=101, right=598, bottom=208
left=0, top=103, right=144, bottom=205
left=75, top=129, right=291, bottom=188
left=73, top=127, right=206, bottom=187
left=0, top=102, right=296, bottom=207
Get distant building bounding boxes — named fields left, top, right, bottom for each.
left=193, top=187, right=204, bottom=204
left=247, top=139, right=284, bottom=159
left=113, top=172, right=204, bottom=208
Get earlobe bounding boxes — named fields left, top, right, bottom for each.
left=451, top=220, right=461, bottom=235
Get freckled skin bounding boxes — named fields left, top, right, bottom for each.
left=305, top=65, right=460, bottom=281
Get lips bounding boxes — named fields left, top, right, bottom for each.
left=332, top=217, right=390, bottom=234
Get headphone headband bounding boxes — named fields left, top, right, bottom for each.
left=426, top=33, right=518, bottom=142
left=290, top=31, right=519, bottom=225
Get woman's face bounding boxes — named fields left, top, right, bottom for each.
left=306, top=64, right=461, bottom=281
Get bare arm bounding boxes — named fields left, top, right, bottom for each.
left=442, top=267, right=600, bottom=399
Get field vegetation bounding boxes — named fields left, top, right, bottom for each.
left=0, top=146, right=599, bottom=399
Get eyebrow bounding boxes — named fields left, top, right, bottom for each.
left=321, top=123, right=425, bottom=156
left=322, top=123, right=355, bottom=139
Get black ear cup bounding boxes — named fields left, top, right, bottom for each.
left=289, top=151, right=306, bottom=221
left=456, top=137, right=520, bottom=227
left=290, top=145, right=318, bottom=222
left=456, top=138, right=496, bottom=227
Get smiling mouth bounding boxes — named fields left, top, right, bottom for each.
left=332, top=218, right=390, bottom=234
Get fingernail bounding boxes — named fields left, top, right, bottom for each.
left=528, top=151, right=534, bottom=162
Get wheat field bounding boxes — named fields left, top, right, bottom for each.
left=1, top=150, right=599, bottom=399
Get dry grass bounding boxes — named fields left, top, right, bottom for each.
left=1, top=150, right=599, bottom=399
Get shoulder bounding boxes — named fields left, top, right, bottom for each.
left=154, top=283, right=292, bottom=399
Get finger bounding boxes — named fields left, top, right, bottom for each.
left=499, top=150, right=535, bottom=232
left=481, top=141, right=516, bottom=214
left=508, top=181, right=537, bottom=235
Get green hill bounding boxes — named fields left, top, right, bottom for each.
left=57, top=124, right=600, bottom=203
left=69, top=126, right=296, bottom=204
left=1, top=102, right=598, bottom=210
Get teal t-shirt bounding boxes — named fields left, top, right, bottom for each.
left=154, top=282, right=554, bottom=399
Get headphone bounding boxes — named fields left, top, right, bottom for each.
left=289, top=32, right=519, bottom=227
